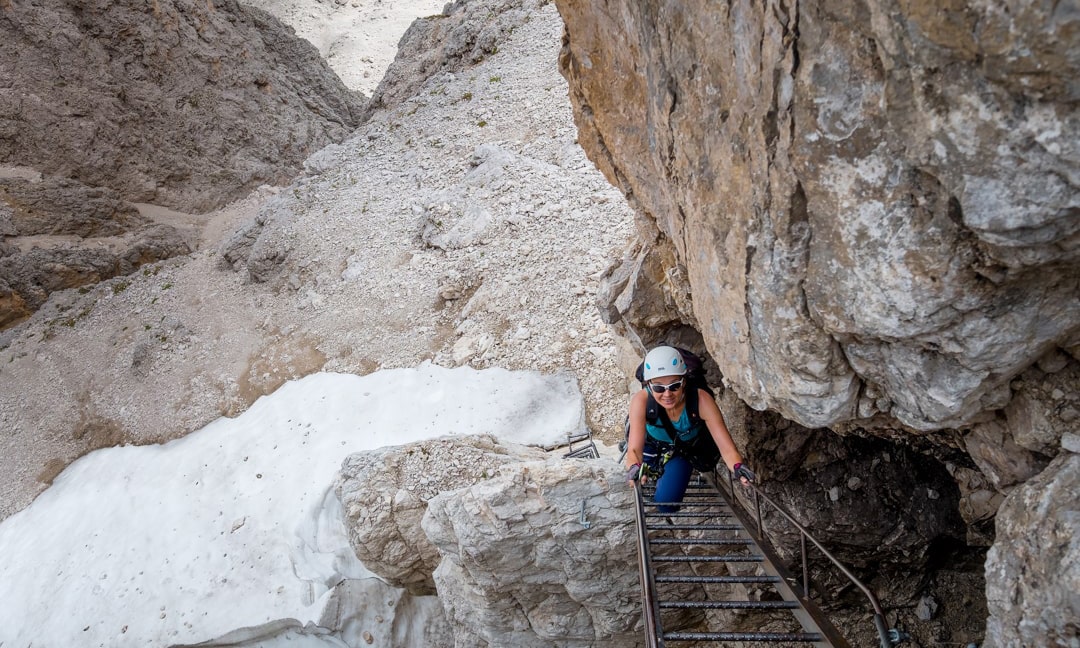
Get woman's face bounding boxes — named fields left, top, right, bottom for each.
left=648, top=375, right=686, bottom=409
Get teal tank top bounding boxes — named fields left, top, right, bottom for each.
left=645, top=407, right=701, bottom=444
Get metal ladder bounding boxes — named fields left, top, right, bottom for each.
left=633, top=478, right=851, bottom=647
left=563, top=430, right=599, bottom=459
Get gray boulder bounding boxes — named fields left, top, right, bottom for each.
left=335, top=434, right=548, bottom=596
left=984, top=454, right=1079, bottom=647
left=422, top=458, right=642, bottom=648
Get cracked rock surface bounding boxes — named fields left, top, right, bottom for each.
left=556, top=0, right=1079, bottom=432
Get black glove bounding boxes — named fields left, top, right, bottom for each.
left=626, top=463, right=642, bottom=483
left=734, top=462, right=756, bottom=483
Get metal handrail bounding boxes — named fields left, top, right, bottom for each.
left=721, top=468, right=898, bottom=648
left=632, top=481, right=662, bottom=648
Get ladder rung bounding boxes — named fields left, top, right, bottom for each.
left=644, top=501, right=729, bottom=507
left=652, top=554, right=763, bottom=563
left=663, top=492, right=723, bottom=499
left=660, top=600, right=800, bottom=610
left=664, top=631, right=822, bottom=642
left=647, top=523, right=743, bottom=531
left=641, top=490, right=722, bottom=499
left=645, top=510, right=731, bottom=516
left=655, top=574, right=779, bottom=584
left=564, top=447, right=597, bottom=458
left=650, top=538, right=753, bottom=546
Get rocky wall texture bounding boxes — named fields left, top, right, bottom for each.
left=422, top=458, right=642, bottom=648
left=0, top=0, right=364, bottom=214
left=555, top=0, right=1079, bottom=433
left=984, top=454, right=1079, bottom=647
left=366, top=0, right=548, bottom=118
left=338, top=436, right=643, bottom=648
left=336, top=434, right=548, bottom=596
left=555, top=0, right=1077, bottom=643
left=0, top=176, right=190, bottom=328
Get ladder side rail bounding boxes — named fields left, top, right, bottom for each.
left=717, top=469, right=895, bottom=648
left=633, top=481, right=663, bottom=648
left=709, top=480, right=848, bottom=648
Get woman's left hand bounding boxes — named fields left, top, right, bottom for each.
left=733, top=462, right=755, bottom=485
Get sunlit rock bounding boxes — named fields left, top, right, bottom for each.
left=422, top=458, right=641, bottom=647
left=336, top=434, right=547, bottom=595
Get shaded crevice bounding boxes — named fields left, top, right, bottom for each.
left=743, top=242, right=757, bottom=362
left=789, top=181, right=813, bottom=321
left=790, top=0, right=801, bottom=78
left=788, top=180, right=809, bottom=231
left=789, top=0, right=801, bottom=148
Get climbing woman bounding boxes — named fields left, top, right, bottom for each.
left=624, top=345, right=755, bottom=512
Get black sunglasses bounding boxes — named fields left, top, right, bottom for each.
left=648, top=379, right=684, bottom=394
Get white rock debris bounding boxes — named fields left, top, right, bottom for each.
left=0, top=2, right=635, bottom=521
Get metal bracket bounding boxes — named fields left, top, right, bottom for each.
left=888, top=628, right=912, bottom=644
left=579, top=499, right=592, bottom=529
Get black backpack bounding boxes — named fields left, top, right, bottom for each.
left=633, top=347, right=721, bottom=472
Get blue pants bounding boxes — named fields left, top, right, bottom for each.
left=645, top=452, right=693, bottom=514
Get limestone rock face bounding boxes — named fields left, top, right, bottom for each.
left=0, top=0, right=364, bottom=213
left=367, top=0, right=545, bottom=117
left=555, top=0, right=1079, bottom=432
left=984, top=454, right=1079, bottom=647
left=0, top=177, right=146, bottom=238
left=964, top=418, right=1050, bottom=492
left=335, top=434, right=548, bottom=595
left=0, top=176, right=191, bottom=328
left=220, top=0, right=549, bottom=286
left=595, top=236, right=698, bottom=349
left=556, top=3, right=1077, bottom=640
left=422, top=459, right=642, bottom=648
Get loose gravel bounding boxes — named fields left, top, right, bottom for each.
left=0, top=2, right=636, bottom=521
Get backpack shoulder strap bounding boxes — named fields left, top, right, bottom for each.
left=685, top=386, right=702, bottom=425
left=644, top=390, right=661, bottom=423
left=643, top=391, right=678, bottom=446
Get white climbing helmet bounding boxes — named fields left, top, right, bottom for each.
left=642, top=346, right=687, bottom=381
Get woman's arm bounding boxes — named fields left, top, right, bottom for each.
left=625, top=389, right=648, bottom=470
left=697, top=389, right=744, bottom=472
